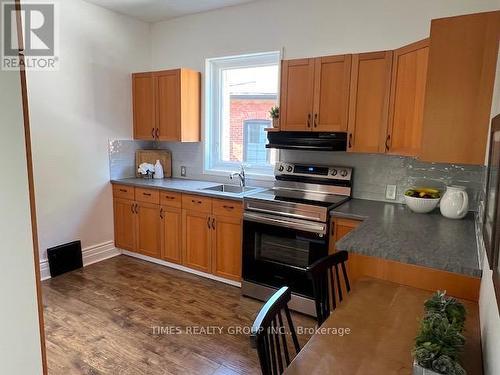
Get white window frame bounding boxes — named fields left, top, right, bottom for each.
left=204, top=51, right=281, bottom=179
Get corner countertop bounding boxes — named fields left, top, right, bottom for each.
left=331, top=199, right=481, bottom=277
left=111, top=177, right=267, bottom=201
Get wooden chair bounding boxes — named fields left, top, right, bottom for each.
left=306, top=251, right=351, bottom=326
left=250, top=287, right=301, bottom=375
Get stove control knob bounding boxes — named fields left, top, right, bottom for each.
left=286, top=166, right=293, bottom=173
left=340, top=169, right=348, bottom=177
left=331, top=169, right=338, bottom=176
left=278, top=165, right=284, bottom=172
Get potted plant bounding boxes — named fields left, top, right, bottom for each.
left=269, top=106, right=279, bottom=128
left=413, top=291, right=467, bottom=375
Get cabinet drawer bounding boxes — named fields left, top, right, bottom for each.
left=212, top=199, right=243, bottom=218
left=113, top=184, right=135, bottom=200
left=160, top=191, right=182, bottom=208
left=135, top=188, right=160, bottom=204
left=182, top=194, right=212, bottom=213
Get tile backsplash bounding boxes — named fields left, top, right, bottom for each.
left=109, top=140, right=486, bottom=211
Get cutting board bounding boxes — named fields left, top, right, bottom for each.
left=135, top=149, right=172, bottom=178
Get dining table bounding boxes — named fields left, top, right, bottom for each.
left=284, top=277, right=482, bottom=375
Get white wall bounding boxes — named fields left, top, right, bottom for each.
left=0, top=50, right=43, bottom=374
left=150, top=0, right=500, bottom=179
left=479, top=46, right=500, bottom=375
left=27, top=0, right=151, bottom=261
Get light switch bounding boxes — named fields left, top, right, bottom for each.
left=386, top=185, right=397, bottom=200
left=181, top=166, right=187, bottom=177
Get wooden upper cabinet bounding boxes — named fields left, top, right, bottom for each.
left=387, top=39, right=429, bottom=157
left=420, top=11, right=500, bottom=165
left=132, top=73, right=156, bottom=140
left=132, top=68, right=200, bottom=142
left=313, top=55, right=351, bottom=131
left=135, top=202, right=161, bottom=259
left=280, top=58, right=315, bottom=131
left=157, top=70, right=181, bottom=141
left=348, top=51, right=393, bottom=153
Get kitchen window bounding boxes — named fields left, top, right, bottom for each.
left=205, top=51, right=280, bottom=177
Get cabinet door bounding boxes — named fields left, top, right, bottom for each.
left=132, top=73, right=156, bottom=140
left=280, top=58, right=315, bottom=131
left=157, top=70, right=181, bottom=141
left=347, top=51, right=393, bottom=153
left=135, top=202, right=162, bottom=259
left=212, top=215, right=242, bottom=281
left=329, top=217, right=361, bottom=254
left=182, top=210, right=211, bottom=273
left=160, top=206, right=182, bottom=264
left=113, top=198, right=136, bottom=251
left=387, top=39, right=429, bottom=156
left=420, top=11, right=500, bottom=165
left=313, top=55, right=351, bottom=132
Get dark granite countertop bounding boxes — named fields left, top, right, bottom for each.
left=331, top=199, right=481, bottom=277
left=111, top=177, right=267, bottom=201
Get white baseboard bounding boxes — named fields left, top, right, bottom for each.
left=40, top=240, right=121, bottom=281
left=121, top=250, right=242, bottom=288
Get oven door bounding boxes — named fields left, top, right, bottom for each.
left=242, top=212, right=329, bottom=298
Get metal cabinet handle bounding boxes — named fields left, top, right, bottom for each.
left=223, top=205, right=234, bottom=210
left=135, top=204, right=139, bottom=214
left=164, top=196, right=176, bottom=200
left=307, top=113, right=312, bottom=128
left=385, top=134, right=391, bottom=151
left=143, top=192, right=151, bottom=196
left=151, top=128, right=155, bottom=139
left=207, top=217, right=211, bottom=229
left=131, top=204, right=135, bottom=214
left=212, top=218, right=216, bottom=230
left=155, top=128, right=160, bottom=139
left=119, top=189, right=127, bottom=193
left=314, top=113, right=318, bottom=128
left=348, top=133, right=353, bottom=149
left=192, top=199, right=202, bottom=204
left=160, top=207, right=164, bottom=219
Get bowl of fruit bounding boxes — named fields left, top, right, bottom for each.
left=404, top=188, right=441, bottom=213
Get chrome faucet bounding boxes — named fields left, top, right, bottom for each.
left=230, top=164, right=246, bottom=187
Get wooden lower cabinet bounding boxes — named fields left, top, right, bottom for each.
left=182, top=209, right=212, bottom=273
left=160, top=206, right=182, bottom=263
left=113, top=198, right=136, bottom=251
left=212, top=215, right=242, bottom=281
left=135, top=202, right=161, bottom=258
left=329, top=217, right=361, bottom=253
left=113, top=184, right=243, bottom=282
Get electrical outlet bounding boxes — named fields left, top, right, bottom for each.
left=180, top=166, right=187, bottom=177
left=386, top=185, right=397, bottom=200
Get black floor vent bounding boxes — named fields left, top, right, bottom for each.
left=47, top=240, right=83, bottom=277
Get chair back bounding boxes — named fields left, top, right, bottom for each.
left=250, top=287, right=301, bottom=375
left=306, top=251, right=351, bottom=326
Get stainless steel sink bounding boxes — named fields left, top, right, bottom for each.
left=202, top=184, right=256, bottom=194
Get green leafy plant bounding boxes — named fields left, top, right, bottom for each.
left=269, top=106, right=279, bottom=119
left=413, top=291, right=467, bottom=375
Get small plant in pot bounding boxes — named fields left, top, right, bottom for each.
left=269, top=106, right=279, bottom=128
left=413, top=291, right=467, bottom=375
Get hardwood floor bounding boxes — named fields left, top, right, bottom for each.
left=42, top=255, right=315, bottom=375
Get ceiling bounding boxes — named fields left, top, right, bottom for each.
left=84, top=0, right=258, bottom=23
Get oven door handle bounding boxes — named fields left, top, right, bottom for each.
left=244, top=203, right=323, bottom=222
left=244, top=212, right=327, bottom=235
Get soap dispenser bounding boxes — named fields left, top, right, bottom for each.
left=153, top=160, right=164, bottom=179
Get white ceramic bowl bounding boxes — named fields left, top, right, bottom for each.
left=404, top=195, right=440, bottom=213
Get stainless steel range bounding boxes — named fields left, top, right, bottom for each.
left=242, top=162, right=353, bottom=316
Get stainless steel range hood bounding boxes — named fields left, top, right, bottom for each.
left=266, top=131, right=348, bottom=151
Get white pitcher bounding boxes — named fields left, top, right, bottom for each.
left=440, top=186, right=469, bottom=219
